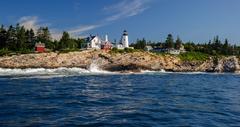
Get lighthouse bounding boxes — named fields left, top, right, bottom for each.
left=121, top=30, right=129, bottom=48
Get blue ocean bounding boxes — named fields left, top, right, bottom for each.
left=0, top=68, right=240, bottom=126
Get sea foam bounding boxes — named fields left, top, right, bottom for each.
left=0, top=66, right=210, bottom=76
left=0, top=67, right=115, bottom=76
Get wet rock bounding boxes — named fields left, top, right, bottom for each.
left=0, top=50, right=239, bottom=73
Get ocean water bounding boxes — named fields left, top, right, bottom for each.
left=0, top=69, right=240, bottom=126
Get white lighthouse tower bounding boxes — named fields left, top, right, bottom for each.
left=121, top=30, right=129, bottom=48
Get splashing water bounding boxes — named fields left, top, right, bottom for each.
left=89, top=61, right=101, bottom=73
left=0, top=60, right=210, bottom=76
left=0, top=59, right=112, bottom=76
left=88, top=59, right=113, bottom=74
left=0, top=67, right=90, bottom=76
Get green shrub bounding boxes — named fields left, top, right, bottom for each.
left=19, top=49, right=33, bottom=54
left=179, top=52, right=209, bottom=61
left=0, top=48, right=11, bottom=56
left=110, top=48, right=124, bottom=54
left=124, top=48, right=135, bottom=53
left=152, top=51, right=168, bottom=56
left=58, top=48, right=79, bottom=53
left=110, top=47, right=138, bottom=54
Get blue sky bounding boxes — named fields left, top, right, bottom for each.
left=1, top=0, right=240, bottom=44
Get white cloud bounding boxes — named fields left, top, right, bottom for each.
left=18, top=16, right=40, bottom=32
left=104, top=0, right=150, bottom=21
left=50, top=29, right=63, bottom=41
left=47, top=25, right=101, bottom=40
left=18, top=16, right=101, bottom=40
left=17, top=0, right=151, bottom=40
left=18, top=16, right=61, bottom=40
left=68, top=24, right=101, bottom=38
left=68, top=24, right=101, bottom=35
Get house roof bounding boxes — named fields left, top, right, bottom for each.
left=86, top=35, right=100, bottom=42
left=35, top=42, right=45, bottom=47
left=101, top=41, right=112, bottom=45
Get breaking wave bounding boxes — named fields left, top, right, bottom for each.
left=0, top=62, right=218, bottom=77
left=0, top=67, right=114, bottom=76
left=141, top=69, right=166, bottom=73
left=0, top=67, right=211, bottom=76
left=88, top=60, right=110, bottom=73
left=140, top=69, right=210, bottom=75
left=0, top=60, right=115, bottom=76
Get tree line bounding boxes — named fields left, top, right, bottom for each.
left=130, top=34, right=240, bottom=56
left=131, top=34, right=183, bottom=50
left=1, top=24, right=240, bottom=56
left=0, top=24, right=86, bottom=55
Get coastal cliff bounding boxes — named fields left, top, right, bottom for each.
left=0, top=50, right=239, bottom=73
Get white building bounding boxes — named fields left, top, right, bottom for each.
left=121, top=30, right=129, bottom=48
left=144, top=46, right=153, bottom=51
left=101, top=35, right=112, bottom=50
left=84, top=30, right=130, bottom=50
left=167, top=48, right=181, bottom=55
left=86, top=35, right=102, bottom=49
left=180, top=44, right=186, bottom=53
left=116, top=30, right=129, bottom=49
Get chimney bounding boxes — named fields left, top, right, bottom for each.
left=105, top=34, right=108, bottom=42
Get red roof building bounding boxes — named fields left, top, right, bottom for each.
left=101, top=35, right=112, bottom=51
left=35, top=42, right=45, bottom=53
left=101, top=41, right=112, bottom=51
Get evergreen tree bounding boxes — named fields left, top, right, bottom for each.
left=134, top=38, right=146, bottom=49
left=175, top=36, right=182, bottom=50
left=25, top=29, right=36, bottom=49
left=59, top=31, right=77, bottom=50
left=6, top=25, right=17, bottom=51
left=16, top=26, right=27, bottom=51
left=52, top=40, right=59, bottom=51
left=165, top=34, right=174, bottom=48
left=37, top=27, right=53, bottom=49
left=75, top=38, right=86, bottom=49
left=37, top=27, right=51, bottom=41
left=0, top=25, right=7, bottom=49
left=222, top=39, right=229, bottom=55
left=184, top=42, right=195, bottom=52
left=213, top=36, right=222, bottom=55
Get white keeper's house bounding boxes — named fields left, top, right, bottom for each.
left=83, top=30, right=131, bottom=50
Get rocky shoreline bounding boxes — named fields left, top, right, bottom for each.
left=0, top=50, right=239, bottom=73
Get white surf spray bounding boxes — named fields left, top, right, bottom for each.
left=0, top=67, right=232, bottom=76
left=160, top=69, right=166, bottom=73
left=141, top=69, right=166, bottom=73
left=140, top=69, right=209, bottom=75
left=0, top=59, right=114, bottom=76
left=0, top=67, right=90, bottom=76
left=88, top=59, right=114, bottom=74
left=89, top=62, right=101, bottom=73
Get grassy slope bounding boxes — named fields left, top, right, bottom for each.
left=179, top=52, right=209, bottom=61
